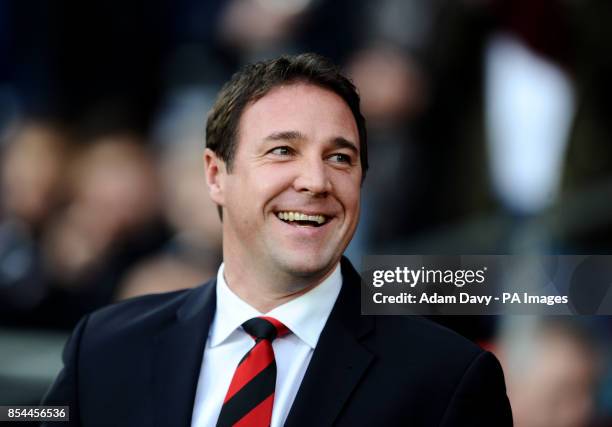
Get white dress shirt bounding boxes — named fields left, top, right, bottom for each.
left=191, top=263, right=342, bottom=427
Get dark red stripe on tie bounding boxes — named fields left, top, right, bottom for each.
left=216, top=317, right=289, bottom=427
left=217, top=362, right=276, bottom=426
left=223, top=340, right=274, bottom=403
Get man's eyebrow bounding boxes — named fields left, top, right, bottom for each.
left=263, top=130, right=306, bottom=142
left=263, top=131, right=359, bottom=154
left=331, top=137, right=359, bottom=155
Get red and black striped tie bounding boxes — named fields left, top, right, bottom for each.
left=216, top=316, right=289, bottom=427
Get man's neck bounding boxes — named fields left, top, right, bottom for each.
left=221, top=258, right=337, bottom=313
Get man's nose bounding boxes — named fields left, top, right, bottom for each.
left=293, top=158, right=332, bottom=196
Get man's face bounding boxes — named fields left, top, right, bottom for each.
left=207, top=82, right=362, bottom=281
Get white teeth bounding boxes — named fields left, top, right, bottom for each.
left=276, top=211, right=327, bottom=225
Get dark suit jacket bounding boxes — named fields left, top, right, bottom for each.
left=42, top=258, right=512, bottom=426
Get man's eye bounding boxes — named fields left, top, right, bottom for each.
left=270, top=146, right=292, bottom=156
left=329, top=153, right=351, bottom=164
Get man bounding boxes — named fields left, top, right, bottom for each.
left=42, top=53, right=512, bottom=426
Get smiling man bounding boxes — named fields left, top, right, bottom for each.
left=42, top=54, right=512, bottom=426
left=206, top=81, right=362, bottom=312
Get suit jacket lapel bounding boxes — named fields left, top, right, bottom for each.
left=284, top=258, right=375, bottom=427
left=152, top=279, right=216, bottom=427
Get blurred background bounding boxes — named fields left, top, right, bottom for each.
left=1, top=0, right=611, bottom=425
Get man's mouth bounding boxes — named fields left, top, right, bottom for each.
left=276, top=211, right=329, bottom=227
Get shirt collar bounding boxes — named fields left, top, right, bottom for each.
left=209, top=262, right=342, bottom=349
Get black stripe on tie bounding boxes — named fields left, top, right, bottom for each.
left=243, top=317, right=278, bottom=341
left=216, top=360, right=277, bottom=427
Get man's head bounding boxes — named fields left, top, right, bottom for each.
left=204, top=53, right=367, bottom=286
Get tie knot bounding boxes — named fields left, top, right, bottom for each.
left=242, top=316, right=289, bottom=341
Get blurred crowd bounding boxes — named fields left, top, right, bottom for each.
left=1, top=0, right=612, bottom=425
left=0, top=123, right=222, bottom=328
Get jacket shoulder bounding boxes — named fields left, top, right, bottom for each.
left=84, top=280, right=214, bottom=343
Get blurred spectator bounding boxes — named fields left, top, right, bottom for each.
left=35, top=132, right=170, bottom=327
left=342, top=0, right=437, bottom=262
left=0, top=121, right=70, bottom=317
left=158, top=145, right=222, bottom=254
left=498, top=318, right=602, bottom=427
left=344, top=45, right=430, bottom=259
left=217, top=0, right=314, bottom=59
left=113, top=143, right=222, bottom=301
left=1, top=122, right=70, bottom=232
left=214, top=0, right=363, bottom=65
left=484, top=1, right=576, bottom=215
left=347, top=47, right=428, bottom=126
left=43, top=133, right=161, bottom=284
left=420, top=0, right=612, bottom=250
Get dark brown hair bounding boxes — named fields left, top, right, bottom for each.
left=206, top=53, right=368, bottom=180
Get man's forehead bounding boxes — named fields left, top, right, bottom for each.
left=237, top=82, right=359, bottom=144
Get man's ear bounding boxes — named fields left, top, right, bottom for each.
left=204, top=148, right=226, bottom=206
